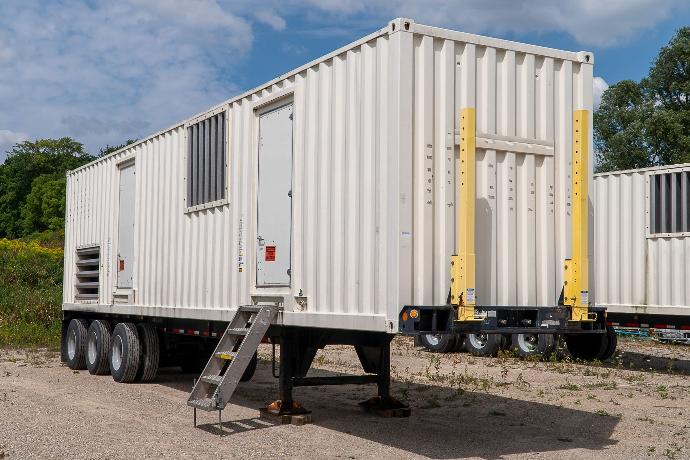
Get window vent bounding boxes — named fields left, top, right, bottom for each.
left=75, top=246, right=100, bottom=301
left=650, top=171, right=690, bottom=234
left=187, top=111, right=227, bottom=208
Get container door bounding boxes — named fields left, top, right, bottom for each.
left=256, top=103, right=293, bottom=286
left=117, top=163, right=136, bottom=289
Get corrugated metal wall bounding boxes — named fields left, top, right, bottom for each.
left=64, top=20, right=593, bottom=331
left=594, top=166, right=690, bottom=313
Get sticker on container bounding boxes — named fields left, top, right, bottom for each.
left=119, top=259, right=125, bottom=272
left=401, top=231, right=412, bottom=239
left=265, top=246, right=276, bottom=261
left=465, top=288, right=475, bottom=303
left=238, top=215, right=245, bottom=272
left=581, top=290, right=589, bottom=305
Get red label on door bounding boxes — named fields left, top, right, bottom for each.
left=265, top=246, right=276, bottom=261
left=119, top=259, right=125, bottom=271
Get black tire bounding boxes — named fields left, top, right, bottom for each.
left=463, top=333, right=502, bottom=357
left=136, top=323, right=160, bottom=382
left=565, top=332, right=607, bottom=361
left=110, top=323, right=141, bottom=383
left=65, top=319, right=88, bottom=370
left=511, top=333, right=556, bottom=359
left=598, top=326, right=618, bottom=361
left=419, top=333, right=456, bottom=353
left=86, top=320, right=111, bottom=375
left=240, top=352, right=258, bottom=382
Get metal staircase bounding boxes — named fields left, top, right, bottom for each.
left=187, top=304, right=278, bottom=412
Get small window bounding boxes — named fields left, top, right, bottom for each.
left=650, top=171, right=690, bottom=234
left=75, top=246, right=100, bottom=301
left=187, top=111, right=227, bottom=208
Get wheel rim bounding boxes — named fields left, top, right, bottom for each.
left=88, top=331, right=98, bottom=364
left=518, top=334, right=539, bottom=353
left=469, top=333, right=488, bottom=349
left=67, top=330, right=76, bottom=360
left=111, top=335, right=123, bottom=371
left=425, top=334, right=442, bottom=347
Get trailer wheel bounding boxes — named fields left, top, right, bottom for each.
left=240, top=352, right=258, bottom=382
left=86, top=320, right=111, bottom=375
left=420, top=333, right=456, bottom=353
left=511, top=333, right=555, bottom=359
left=565, top=332, right=607, bottom=361
left=65, top=319, right=89, bottom=370
left=463, top=333, right=501, bottom=357
left=598, top=326, right=618, bottom=361
left=110, top=323, right=141, bottom=383
left=136, top=323, right=160, bottom=382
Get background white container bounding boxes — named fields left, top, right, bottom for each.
left=594, top=163, right=690, bottom=317
left=63, top=18, right=594, bottom=333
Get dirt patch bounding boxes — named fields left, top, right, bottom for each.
left=0, top=337, right=688, bottom=459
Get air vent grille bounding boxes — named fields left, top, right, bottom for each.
left=75, top=246, right=100, bottom=301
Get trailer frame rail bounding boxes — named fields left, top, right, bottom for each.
left=399, top=305, right=608, bottom=335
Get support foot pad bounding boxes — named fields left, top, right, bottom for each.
left=359, top=396, right=411, bottom=418
left=259, top=408, right=312, bottom=426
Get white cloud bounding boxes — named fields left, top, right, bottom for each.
left=593, top=77, right=609, bottom=110
left=255, top=9, right=287, bottom=31
left=0, top=130, right=29, bottom=163
left=0, top=45, right=13, bottom=63
left=0, top=0, right=685, bottom=162
left=0, top=0, right=250, bottom=157
left=301, top=0, right=688, bottom=47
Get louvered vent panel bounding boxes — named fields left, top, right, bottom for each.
left=75, top=246, right=100, bottom=301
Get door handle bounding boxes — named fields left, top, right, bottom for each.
left=257, top=236, right=265, bottom=246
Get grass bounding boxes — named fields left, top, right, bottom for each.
left=558, top=382, right=581, bottom=391
left=0, top=238, right=63, bottom=349
left=656, top=385, right=671, bottom=399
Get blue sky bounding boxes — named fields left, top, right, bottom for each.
left=1, top=0, right=689, bottom=162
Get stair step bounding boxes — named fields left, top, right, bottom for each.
left=214, top=351, right=237, bottom=360
left=227, top=328, right=249, bottom=335
left=188, top=302, right=279, bottom=415
left=187, top=398, right=217, bottom=410
left=200, top=375, right=223, bottom=385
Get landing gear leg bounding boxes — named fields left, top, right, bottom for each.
left=358, top=337, right=410, bottom=417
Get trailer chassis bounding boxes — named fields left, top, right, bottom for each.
left=399, top=304, right=608, bottom=336
left=265, top=327, right=409, bottom=418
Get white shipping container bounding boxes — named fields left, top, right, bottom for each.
left=63, top=18, right=594, bottom=334
left=594, top=163, right=690, bottom=317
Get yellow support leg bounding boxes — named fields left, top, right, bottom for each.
left=452, top=108, right=479, bottom=322
left=565, top=109, right=591, bottom=322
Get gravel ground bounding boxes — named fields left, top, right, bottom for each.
left=0, top=336, right=689, bottom=459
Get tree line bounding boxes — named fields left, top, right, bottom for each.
left=595, top=27, right=690, bottom=172
left=0, top=139, right=134, bottom=240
